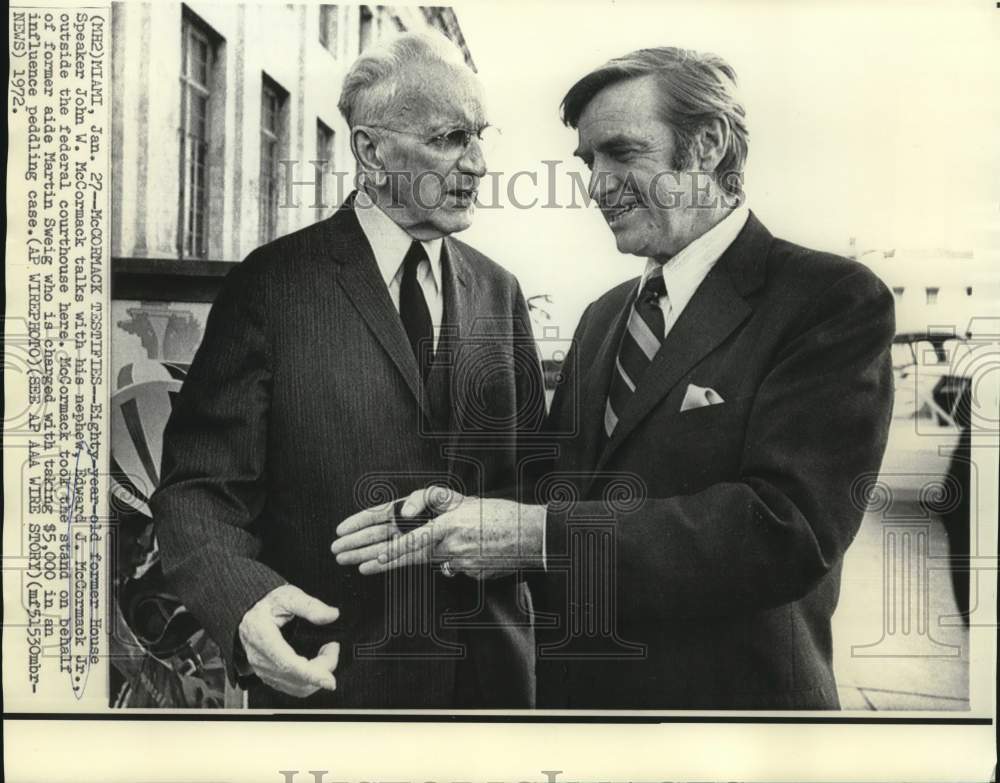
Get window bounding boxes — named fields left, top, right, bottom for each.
left=319, top=4, right=338, bottom=54
left=179, top=14, right=218, bottom=258
left=925, top=287, right=939, bottom=305
left=891, top=286, right=905, bottom=298
left=260, top=76, right=289, bottom=244
left=966, top=286, right=973, bottom=297
left=316, top=120, right=336, bottom=218
left=359, top=5, right=373, bottom=52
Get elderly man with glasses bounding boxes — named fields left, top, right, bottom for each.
left=152, top=32, right=543, bottom=709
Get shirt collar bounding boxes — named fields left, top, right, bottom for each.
left=354, top=190, right=443, bottom=291
left=641, top=205, right=750, bottom=306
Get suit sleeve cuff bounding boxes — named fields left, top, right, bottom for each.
left=543, top=502, right=570, bottom=565
left=166, top=560, right=288, bottom=684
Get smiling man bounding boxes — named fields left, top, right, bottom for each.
left=152, top=32, right=543, bottom=708
left=335, top=46, right=896, bottom=710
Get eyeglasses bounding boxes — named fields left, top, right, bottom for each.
left=362, top=124, right=501, bottom=158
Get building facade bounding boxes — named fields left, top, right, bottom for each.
left=854, top=246, right=999, bottom=340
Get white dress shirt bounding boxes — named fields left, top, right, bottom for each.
left=355, top=190, right=444, bottom=350
left=640, top=206, right=750, bottom=336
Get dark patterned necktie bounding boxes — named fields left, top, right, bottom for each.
left=399, top=240, right=434, bottom=379
left=605, top=271, right=667, bottom=437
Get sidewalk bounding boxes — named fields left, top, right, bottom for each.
left=832, top=506, right=970, bottom=711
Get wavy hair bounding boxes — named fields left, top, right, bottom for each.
left=338, top=32, right=469, bottom=129
left=561, top=47, right=749, bottom=197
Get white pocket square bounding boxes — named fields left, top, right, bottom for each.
left=680, top=383, right=725, bottom=412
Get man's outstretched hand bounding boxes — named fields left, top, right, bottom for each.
left=332, top=487, right=546, bottom=579
left=238, top=584, right=340, bottom=698
left=331, top=486, right=462, bottom=567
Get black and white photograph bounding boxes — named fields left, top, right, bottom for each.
left=3, top=0, right=998, bottom=780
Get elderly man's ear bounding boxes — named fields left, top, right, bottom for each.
left=694, top=117, right=730, bottom=174
left=351, top=127, right=388, bottom=188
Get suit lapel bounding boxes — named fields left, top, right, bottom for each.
left=328, top=195, right=427, bottom=415
left=577, top=290, right=634, bottom=472
left=590, top=212, right=771, bottom=477
left=440, top=238, right=474, bottom=347
left=436, top=238, right=475, bottom=435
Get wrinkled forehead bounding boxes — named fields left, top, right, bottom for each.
left=394, top=62, right=486, bottom=131
left=574, top=76, right=670, bottom=151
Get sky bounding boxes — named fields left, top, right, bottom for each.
left=448, top=0, right=1000, bottom=341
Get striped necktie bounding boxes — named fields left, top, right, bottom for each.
left=400, top=241, right=434, bottom=380
left=604, top=271, right=668, bottom=438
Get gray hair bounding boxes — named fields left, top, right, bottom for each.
left=338, top=31, right=470, bottom=129
left=561, top=47, right=749, bottom=198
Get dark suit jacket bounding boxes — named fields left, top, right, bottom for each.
left=152, top=195, right=544, bottom=708
left=532, top=213, right=895, bottom=709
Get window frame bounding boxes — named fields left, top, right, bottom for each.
left=315, top=119, right=336, bottom=218
left=259, top=75, right=289, bottom=245
left=178, top=13, right=218, bottom=259
left=358, top=5, right=374, bottom=53
left=319, top=4, right=339, bottom=55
